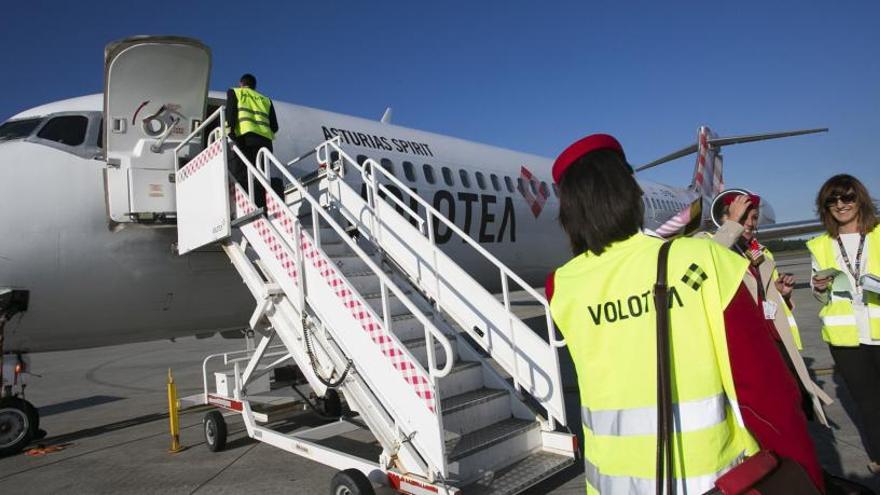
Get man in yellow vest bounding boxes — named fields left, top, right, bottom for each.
left=226, top=73, right=280, bottom=207
left=546, top=134, right=823, bottom=493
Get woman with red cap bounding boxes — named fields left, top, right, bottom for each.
left=547, top=134, right=823, bottom=493
left=702, top=191, right=832, bottom=424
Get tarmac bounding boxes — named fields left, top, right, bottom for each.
left=0, top=251, right=878, bottom=494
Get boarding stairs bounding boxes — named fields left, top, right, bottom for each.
left=174, top=108, right=576, bottom=494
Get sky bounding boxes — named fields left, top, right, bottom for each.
left=2, top=0, right=878, bottom=222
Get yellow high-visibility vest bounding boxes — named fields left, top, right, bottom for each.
left=550, top=233, right=759, bottom=494
left=806, top=226, right=880, bottom=346
left=232, top=87, right=274, bottom=140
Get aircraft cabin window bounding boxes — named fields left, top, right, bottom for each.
left=36, top=115, right=88, bottom=146
left=552, top=183, right=559, bottom=197
left=517, top=177, right=525, bottom=194
left=539, top=181, right=549, bottom=197
left=528, top=180, right=537, bottom=195
left=504, top=176, right=515, bottom=193
left=0, top=118, right=42, bottom=142
left=357, top=155, right=368, bottom=165
left=459, top=169, right=471, bottom=188
left=403, top=161, right=416, bottom=182
left=381, top=158, right=395, bottom=177
left=490, top=173, right=501, bottom=191
left=423, top=164, right=436, bottom=184
left=475, top=171, right=486, bottom=190
left=442, top=166, right=455, bottom=186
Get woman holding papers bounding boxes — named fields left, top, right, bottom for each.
left=808, top=174, right=880, bottom=474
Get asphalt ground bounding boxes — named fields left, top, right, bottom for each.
left=0, top=251, right=878, bottom=494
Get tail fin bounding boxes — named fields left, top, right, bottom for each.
left=637, top=125, right=827, bottom=235
left=691, top=126, right=724, bottom=203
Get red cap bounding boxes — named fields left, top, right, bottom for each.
left=722, top=192, right=761, bottom=207
left=552, top=134, right=626, bottom=184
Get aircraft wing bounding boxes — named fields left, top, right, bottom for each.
left=758, top=219, right=824, bottom=240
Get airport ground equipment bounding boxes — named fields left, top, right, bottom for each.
left=0, top=289, right=38, bottom=457
left=175, top=108, right=576, bottom=494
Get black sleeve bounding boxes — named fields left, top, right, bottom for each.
left=225, top=89, right=237, bottom=137
left=269, top=101, right=279, bottom=134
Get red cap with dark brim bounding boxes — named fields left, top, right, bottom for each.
left=722, top=192, right=761, bottom=207
left=552, top=134, right=627, bottom=184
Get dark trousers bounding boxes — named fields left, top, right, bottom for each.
left=829, top=344, right=880, bottom=462
left=229, top=134, right=282, bottom=208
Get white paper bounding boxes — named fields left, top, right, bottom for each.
left=763, top=300, right=778, bottom=320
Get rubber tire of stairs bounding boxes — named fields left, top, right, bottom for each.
left=330, top=468, right=375, bottom=495
left=203, top=410, right=227, bottom=452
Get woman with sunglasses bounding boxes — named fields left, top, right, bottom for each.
left=808, top=174, right=880, bottom=474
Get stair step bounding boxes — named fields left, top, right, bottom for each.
left=332, top=255, right=375, bottom=276
left=317, top=238, right=349, bottom=257
left=441, top=388, right=510, bottom=436
left=402, top=336, right=458, bottom=369
left=445, top=418, right=542, bottom=483
left=388, top=314, right=424, bottom=342
left=362, top=292, right=411, bottom=318
left=445, top=418, right=536, bottom=462
left=344, top=271, right=386, bottom=295
left=439, top=361, right=484, bottom=400
left=462, top=451, right=575, bottom=495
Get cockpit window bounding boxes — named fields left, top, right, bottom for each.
left=37, top=115, right=88, bottom=146
left=0, top=118, right=42, bottom=141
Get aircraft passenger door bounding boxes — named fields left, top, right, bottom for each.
left=103, top=36, right=211, bottom=223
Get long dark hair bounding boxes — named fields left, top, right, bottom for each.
left=815, top=174, right=877, bottom=238
left=557, top=149, right=644, bottom=255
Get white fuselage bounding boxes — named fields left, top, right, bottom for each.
left=0, top=93, right=705, bottom=352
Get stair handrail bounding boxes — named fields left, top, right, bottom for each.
left=320, top=140, right=563, bottom=346
left=317, top=138, right=568, bottom=428
left=231, top=144, right=455, bottom=382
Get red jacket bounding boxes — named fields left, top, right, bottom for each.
left=546, top=275, right=824, bottom=492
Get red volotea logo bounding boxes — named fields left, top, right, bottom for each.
left=519, top=166, right=548, bottom=218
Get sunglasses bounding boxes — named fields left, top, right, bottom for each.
left=824, top=192, right=857, bottom=207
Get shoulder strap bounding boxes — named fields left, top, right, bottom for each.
left=654, top=240, right=674, bottom=495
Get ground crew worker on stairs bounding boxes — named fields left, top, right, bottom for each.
left=808, top=174, right=880, bottom=475
left=226, top=73, right=282, bottom=208
left=700, top=191, right=832, bottom=424
left=545, top=134, right=823, bottom=493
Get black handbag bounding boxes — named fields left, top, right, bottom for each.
left=653, top=241, right=820, bottom=495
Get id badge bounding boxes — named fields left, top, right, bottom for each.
left=763, top=300, right=778, bottom=320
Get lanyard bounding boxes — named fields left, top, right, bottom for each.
left=836, top=234, right=866, bottom=289
left=733, top=243, right=767, bottom=301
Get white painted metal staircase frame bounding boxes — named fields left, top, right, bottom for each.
left=316, top=139, right=568, bottom=430
left=174, top=108, right=575, bottom=494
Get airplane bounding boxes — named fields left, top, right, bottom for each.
left=0, top=36, right=826, bottom=456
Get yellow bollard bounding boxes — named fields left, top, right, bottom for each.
left=167, top=368, right=184, bottom=453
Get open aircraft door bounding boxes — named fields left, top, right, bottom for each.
left=103, top=36, right=211, bottom=223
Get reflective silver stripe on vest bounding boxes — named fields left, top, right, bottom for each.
left=582, top=393, right=727, bottom=436
left=822, top=315, right=857, bottom=326
left=584, top=452, right=744, bottom=494
left=237, top=117, right=272, bottom=128
left=238, top=107, right=270, bottom=118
